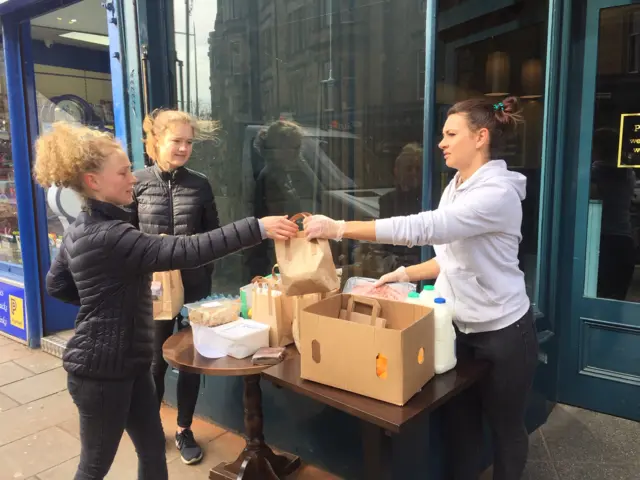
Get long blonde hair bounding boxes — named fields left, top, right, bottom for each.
left=142, top=109, right=220, bottom=162
left=33, top=123, right=123, bottom=194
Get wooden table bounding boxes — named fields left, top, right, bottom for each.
left=163, top=328, right=301, bottom=480
left=262, top=350, right=490, bottom=478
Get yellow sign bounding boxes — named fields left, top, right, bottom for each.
left=9, top=295, right=24, bottom=330
left=617, top=113, right=640, bottom=168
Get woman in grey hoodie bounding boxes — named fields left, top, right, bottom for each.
left=305, top=96, right=537, bottom=480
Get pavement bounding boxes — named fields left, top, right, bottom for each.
left=1, top=334, right=638, bottom=480
left=0, top=335, right=337, bottom=480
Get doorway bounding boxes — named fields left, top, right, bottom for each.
left=559, top=0, right=640, bottom=421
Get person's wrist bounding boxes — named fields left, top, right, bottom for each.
left=335, top=220, right=346, bottom=241
left=397, top=266, right=410, bottom=282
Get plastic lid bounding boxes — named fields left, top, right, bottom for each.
left=408, top=292, right=420, bottom=298
left=434, top=297, right=446, bottom=304
left=423, top=285, right=435, bottom=291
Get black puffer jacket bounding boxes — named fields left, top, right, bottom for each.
left=46, top=198, right=262, bottom=379
left=131, top=164, right=220, bottom=303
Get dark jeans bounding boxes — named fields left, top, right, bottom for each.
left=67, top=372, right=168, bottom=480
left=444, top=309, right=539, bottom=480
left=152, top=316, right=201, bottom=428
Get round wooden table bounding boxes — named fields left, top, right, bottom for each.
left=163, top=328, right=301, bottom=480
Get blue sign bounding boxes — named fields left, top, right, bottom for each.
left=0, top=277, right=26, bottom=342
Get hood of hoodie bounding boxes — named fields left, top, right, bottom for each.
left=456, top=160, right=527, bottom=202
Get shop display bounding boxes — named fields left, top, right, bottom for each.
left=299, top=294, right=435, bottom=406
left=274, top=213, right=340, bottom=296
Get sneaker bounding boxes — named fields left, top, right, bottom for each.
left=175, top=429, right=203, bottom=465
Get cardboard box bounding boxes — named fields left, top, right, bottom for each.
left=299, top=294, right=435, bottom=406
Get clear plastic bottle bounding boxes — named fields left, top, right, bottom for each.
left=419, top=285, right=437, bottom=308
left=433, top=297, right=457, bottom=374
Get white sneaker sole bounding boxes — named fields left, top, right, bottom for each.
left=175, top=440, right=204, bottom=465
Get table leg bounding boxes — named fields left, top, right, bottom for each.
left=361, top=422, right=392, bottom=480
left=210, top=374, right=301, bottom=480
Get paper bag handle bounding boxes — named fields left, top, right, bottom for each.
left=347, top=296, right=381, bottom=326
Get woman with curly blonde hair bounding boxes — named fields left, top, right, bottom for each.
left=35, top=122, right=297, bottom=480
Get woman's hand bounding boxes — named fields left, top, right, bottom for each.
left=373, top=266, right=410, bottom=287
left=303, top=215, right=346, bottom=240
left=260, top=216, right=299, bottom=240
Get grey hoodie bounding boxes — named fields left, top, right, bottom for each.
left=375, top=160, right=530, bottom=333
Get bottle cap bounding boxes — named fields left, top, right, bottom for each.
left=434, top=297, right=446, bottom=304
left=408, top=292, right=420, bottom=299
left=423, top=285, right=435, bottom=291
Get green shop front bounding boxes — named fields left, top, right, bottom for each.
left=0, top=0, right=637, bottom=477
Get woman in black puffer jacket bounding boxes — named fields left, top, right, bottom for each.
left=130, top=110, right=223, bottom=465
left=35, top=122, right=297, bottom=480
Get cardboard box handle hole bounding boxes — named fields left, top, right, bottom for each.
left=376, top=354, right=388, bottom=379
left=311, top=340, right=321, bottom=363
left=417, top=347, right=425, bottom=365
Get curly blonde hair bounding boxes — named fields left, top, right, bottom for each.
left=33, top=123, right=123, bottom=194
left=143, top=109, right=220, bottom=161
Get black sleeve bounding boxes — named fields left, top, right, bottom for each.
left=46, top=244, right=80, bottom=305
left=106, top=217, right=263, bottom=275
left=129, top=186, right=140, bottom=230
left=201, top=181, right=220, bottom=231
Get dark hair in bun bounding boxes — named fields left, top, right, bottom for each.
left=447, top=96, right=523, bottom=153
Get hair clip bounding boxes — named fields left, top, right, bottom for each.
left=493, top=102, right=505, bottom=112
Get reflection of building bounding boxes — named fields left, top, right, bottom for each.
left=209, top=1, right=426, bottom=142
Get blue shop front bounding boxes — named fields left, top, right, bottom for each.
left=0, top=0, right=638, bottom=478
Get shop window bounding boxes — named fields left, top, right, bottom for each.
left=433, top=0, right=549, bottom=304
left=27, top=0, right=114, bottom=262
left=0, top=50, right=20, bottom=266
left=628, top=11, right=640, bottom=73
left=182, top=0, right=426, bottom=295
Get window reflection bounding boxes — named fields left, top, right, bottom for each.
left=433, top=0, right=549, bottom=300
left=585, top=5, right=640, bottom=302
left=177, top=0, right=427, bottom=293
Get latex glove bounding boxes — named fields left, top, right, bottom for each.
left=260, top=216, right=299, bottom=240
left=303, top=215, right=346, bottom=241
left=373, top=266, right=410, bottom=287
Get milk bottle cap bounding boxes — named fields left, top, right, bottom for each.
left=423, top=285, right=435, bottom=291
left=434, top=297, right=446, bottom=304
left=408, top=292, right=420, bottom=299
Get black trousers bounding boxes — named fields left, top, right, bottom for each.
left=444, top=309, right=539, bottom=480
left=67, top=372, right=168, bottom=480
left=152, top=315, right=201, bottom=428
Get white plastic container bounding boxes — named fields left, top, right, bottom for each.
left=419, top=285, right=437, bottom=308
left=433, top=297, right=457, bottom=374
left=406, top=291, right=422, bottom=305
left=192, top=319, right=270, bottom=359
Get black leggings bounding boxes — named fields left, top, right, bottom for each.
left=151, top=316, right=201, bottom=428
left=68, top=372, right=168, bottom=480
left=444, top=309, right=539, bottom=480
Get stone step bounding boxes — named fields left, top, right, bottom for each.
left=41, top=330, right=73, bottom=359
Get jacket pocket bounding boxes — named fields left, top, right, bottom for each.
left=446, top=269, right=502, bottom=323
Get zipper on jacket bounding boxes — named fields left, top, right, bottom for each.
left=168, top=177, right=174, bottom=235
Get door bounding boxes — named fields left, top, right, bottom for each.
left=17, top=0, right=129, bottom=334
left=559, top=0, right=640, bottom=421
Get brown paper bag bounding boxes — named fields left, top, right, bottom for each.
left=251, top=278, right=293, bottom=347
left=275, top=213, right=340, bottom=296
left=152, top=271, right=184, bottom=320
